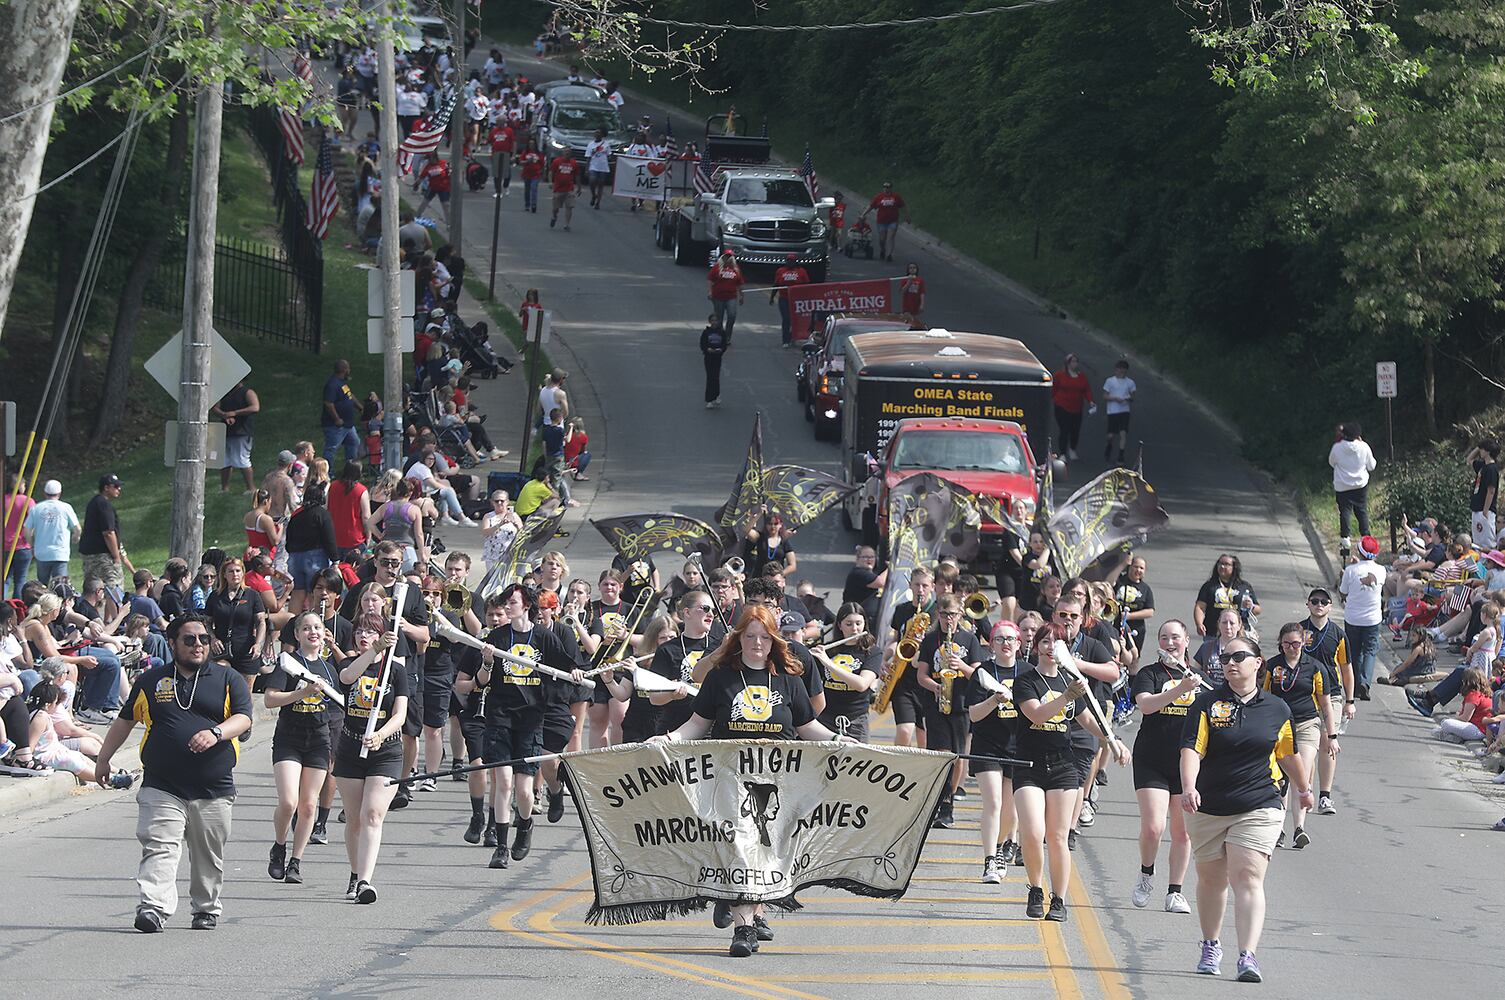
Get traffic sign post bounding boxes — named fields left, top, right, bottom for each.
left=1376, top=361, right=1397, bottom=461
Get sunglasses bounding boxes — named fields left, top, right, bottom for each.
left=1054, top=611, right=1081, bottom=620
left=1220, top=650, right=1257, bottom=665
left=177, top=634, right=213, bottom=647
left=688, top=605, right=714, bottom=613
left=378, top=559, right=403, bottom=568
left=1308, top=598, right=1331, bottom=606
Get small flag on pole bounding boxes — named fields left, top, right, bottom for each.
left=306, top=132, right=339, bottom=239
left=798, top=144, right=819, bottom=200
left=397, top=91, right=457, bottom=175
left=293, top=51, right=314, bottom=86
left=277, top=107, right=305, bottom=165
left=663, top=117, right=677, bottom=157
left=693, top=159, right=719, bottom=194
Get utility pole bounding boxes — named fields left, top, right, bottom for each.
left=378, top=0, right=404, bottom=474
left=169, top=78, right=223, bottom=567
left=448, top=0, right=466, bottom=253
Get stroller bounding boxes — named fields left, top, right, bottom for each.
left=465, top=157, right=489, bottom=193
left=844, top=217, right=875, bottom=259
left=451, top=318, right=510, bottom=379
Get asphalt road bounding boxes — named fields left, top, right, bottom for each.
left=3, top=47, right=1503, bottom=1000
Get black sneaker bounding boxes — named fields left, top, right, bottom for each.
left=268, top=842, right=287, bottom=881
left=464, top=814, right=485, bottom=844
left=190, top=912, right=218, bottom=931
left=1095, top=769, right=1108, bottom=787
left=1357, top=684, right=1371, bottom=701
left=1406, top=689, right=1435, bottom=718
left=994, top=841, right=1008, bottom=873
left=1275, top=831, right=1286, bottom=849
left=547, top=788, right=566, bottom=823
left=1292, top=827, right=1311, bottom=850
left=483, top=824, right=499, bottom=848
left=729, top=925, right=757, bottom=958
left=1046, top=894, right=1067, bottom=922
left=488, top=845, right=510, bottom=869
left=952, top=786, right=967, bottom=800
left=390, top=788, right=411, bottom=810
left=1067, top=829, right=1078, bottom=851
left=134, top=907, right=164, bottom=933
left=1005, top=840, right=1023, bottom=866
left=1026, top=885, right=1046, bottom=919
left=355, top=879, right=377, bottom=904
left=345, top=874, right=358, bottom=899
left=309, top=823, right=328, bottom=845
left=753, top=915, right=774, bottom=941
left=511, top=819, right=534, bottom=861
left=337, top=809, right=346, bottom=823
left=931, top=807, right=953, bottom=829
left=713, top=900, right=733, bottom=928
left=284, top=858, right=303, bottom=884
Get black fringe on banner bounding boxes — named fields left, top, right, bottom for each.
left=586, top=893, right=805, bottom=927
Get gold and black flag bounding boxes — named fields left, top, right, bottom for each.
left=886, top=473, right=984, bottom=563
left=714, top=411, right=765, bottom=538
left=591, top=513, right=724, bottom=563
left=478, top=508, right=567, bottom=596
left=1045, top=468, right=1169, bottom=581
left=761, top=465, right=856, bottom=529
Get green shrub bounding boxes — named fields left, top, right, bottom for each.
left=1377, top=450, right=1473, bottom=538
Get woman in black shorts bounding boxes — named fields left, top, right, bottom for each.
left=810, top=603, right=879, bottom=742
left=333, top=614, right=409, bottom=904
left=264, top=612, right=343, bottom=886
left=967, top=620, right=1023, bottom=884
left=1013, top=622, right=1128, bottom=923
left=652, top=606, right=855, bottom=958
left=1130, top=619, right=1202, bottom=914
left=454, top=599, right=506, bottom=846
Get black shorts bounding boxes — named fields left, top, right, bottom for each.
left=922, top=707, right=970, bottom=755
left=325, top=717, right=342, bottom=765
left=485, top=712, right=545, bottom=775
left=271, top=722, right=332, bottom=768
left=1072, top=742, right=1098, bottom=787
left=459, top=714, right=487, bottom=761
left=541, top=706, right=577, bottom=754
left=591, top=677, right=613, bottom=706
left=1106, top=412, right=1131, bottom=434
left=994, top=569, right=1018, bottom=598
left=1132, top=745, right=1182, bottom=794
left=1012, top=749, right=1082, bottom=792
left=449, top=692, right=466, bottom=717
left=422, top=672, right=454, bottom=729
left=889, top=686, right=927, bottom=727
left=818, top=710, right=869, bottom=743
left=332, top=732, right=405, bottom=779
left=969, top=737, right=1016, bottom=777
left=402, top=669, right=424, bottom=737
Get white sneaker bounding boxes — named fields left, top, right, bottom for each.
left=77, top=708, right=118, bottom=725
left=441, top=515, right=460, bottom=526
left=1079, top=800, right=1095, bottom=827
left=460, top=517, right=479, bottom=527
left=705, top=401, right=714, bottom=410
left=1165, top=891, right=1191, bottom=914
left=1131, top=871, right=1154, bottom=908
left=1492, top=771, right=1505, bottom=785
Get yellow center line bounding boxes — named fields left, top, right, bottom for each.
left=1040, top=921, right=1084, bottom=1000
left=760, top=971, right=1052, bottom=984
left=552, top=916, right=1045, bottom=928
left=1068, top=867, right=1133, bottom=1000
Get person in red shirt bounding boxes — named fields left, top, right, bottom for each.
left=1050, top=353, right=1096, bottom=460
left=863, top=181, right=910, bottom=261
left=898, top=262, right=926, bottom=323
left=516, top=139, right=544, bottom=213
left=549, top=152, right=579, bottom=230
left=487, top=121, right=516, bottom=195
left=768, top=253, right=810, bottom=347
left=564, top=417, right=591, bottom=480
left=828, top=191, right=847, bottom=251
left=415, top=157, right=452, bottom=226
left=707, top=250, right=746, bottom=339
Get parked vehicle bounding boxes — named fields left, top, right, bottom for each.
left=797, top=313, right=919, bottom=441
left=535, top=99, right=631, bottom=168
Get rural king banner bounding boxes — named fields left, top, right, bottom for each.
left=611, top=154, right=686, bottom=202
left=560, top=740, right=951, bottom=924
left=787, top=278, right=895, bottom=342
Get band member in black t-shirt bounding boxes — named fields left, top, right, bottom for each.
left=1180, top=636, right=1308, bottom=984
left=810, top=603, right=879, bottom=742
left=646, top=590, right=721, bottom=735
left=917, top=595, right=982, bottom=828
left=652, top=606, right=853, bottom=958
left=583, top=569, right=634, bottom=747
left=884, top=567, right=935, bottom=748
left=743, top=580, right=826, bottom=715
left=1013, top=622, right=1128, bottom=924
left=264, top=611, right=343, bottom=886
left=95, top=613, right=253, bottom=932
left=1115, top=557, right=1156, bottom=652
left=607, top=614, right=680, bottom=744
left=333, top=614, right=409, bottom=904
left=280, top=570, right=350, bottom=851
left=967, top=620, right=1023, bottom=885
left=535, top=590, right=591, bottom=822
left=1049, top=595, right=1118, bottom=841
left=454, top=599, right=507, bottom=845
left=1261, top=622, right=1341, bottom=851
left=474, top=583, right=575, bottom=869
left=417, top=575, right=477, bottom=795
left=1130, top=620, right=1202, bottom=915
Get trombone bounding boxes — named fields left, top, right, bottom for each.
left=444, top=581, right=472, bottom=613
left=588, top=585, right=659, bottom=670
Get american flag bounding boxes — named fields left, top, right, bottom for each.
left=693, top=158, right=719, bottom=194
left=798, top=144, right=819, bottom=200
left=663, top=117, right=676, bottom=157
left=277, top=106, right=305, bottom=165
left=306, top=132, right=339, bottom=239
left=397, top=91, right=457, bottom=174
left=293, top=51, right=314, bottom=86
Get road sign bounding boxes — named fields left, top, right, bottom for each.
left=524, top=308, right=552, bottom=345
left=367, top=317, right=415, bottom=354
left=144, top=328, right=251, bottom=405
left=1376, top=361, right=1398, bottom=398
left=367, top=268, right=416, bottom=318
left=163, top=421, right=227, bottom=469
left=1, top=401, right=14, bottom=456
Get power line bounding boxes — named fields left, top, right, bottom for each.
left=554, top=0, right=1072, bottom=32
left=0, top=44, right=161, bottom=125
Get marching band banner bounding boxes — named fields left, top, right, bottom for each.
left=560, top=740, right=951, bottom=925
left=786, top=278, right=895, bottom=342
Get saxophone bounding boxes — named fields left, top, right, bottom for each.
left=874, top=610, right=930, bottom=714
left=936, top=622, right=961, bottom=715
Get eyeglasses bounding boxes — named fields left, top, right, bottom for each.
left=1220, top=650, right=1257, bottom=665
left=199, top=573, right=217, bottom=580
left=994, top=635, right=1019, bottom=644
left=177, top=634, right=212, bottom=647
left=1308, top=598, right=1331, bottom=606
left=1054, top=611, right=1081, bottom=620
left=1279, top=639, right=1303, bottom=647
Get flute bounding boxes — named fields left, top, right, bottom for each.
left=811, top=631, right=870, bottom=657
left=431, top=614, right=577, bottom=682
left=1161, top=650, right=1215, bottom=691
left=361, top=580, right=409, bottom=759
left=1052, top=639, right=1124, bottom=750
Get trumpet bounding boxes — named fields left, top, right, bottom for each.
left=444, top=581, right=471, bottom=613
left=1099, top=594, right=1120, bottom=622
left=963, top=592, right=997, bottom=620
left=875, top=611, right=929, bottom=714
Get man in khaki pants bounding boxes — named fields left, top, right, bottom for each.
left=96, top=612, right=253, bottom=932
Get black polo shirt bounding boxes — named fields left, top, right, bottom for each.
left=1260, top=654, right=1327, bottom=725
left=1180, top=684, right=1294, bottom=816
left=126, top=662, right=253, bottom=800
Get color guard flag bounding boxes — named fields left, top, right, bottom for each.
left=591, top=513, right=724, bottom=563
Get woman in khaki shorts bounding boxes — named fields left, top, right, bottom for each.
left=1261, top=622, right=1342, bottom=850
left=1179, top=636, right=1312, bottom=984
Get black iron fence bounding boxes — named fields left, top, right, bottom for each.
left=147, top=235, right=321, bottom=350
